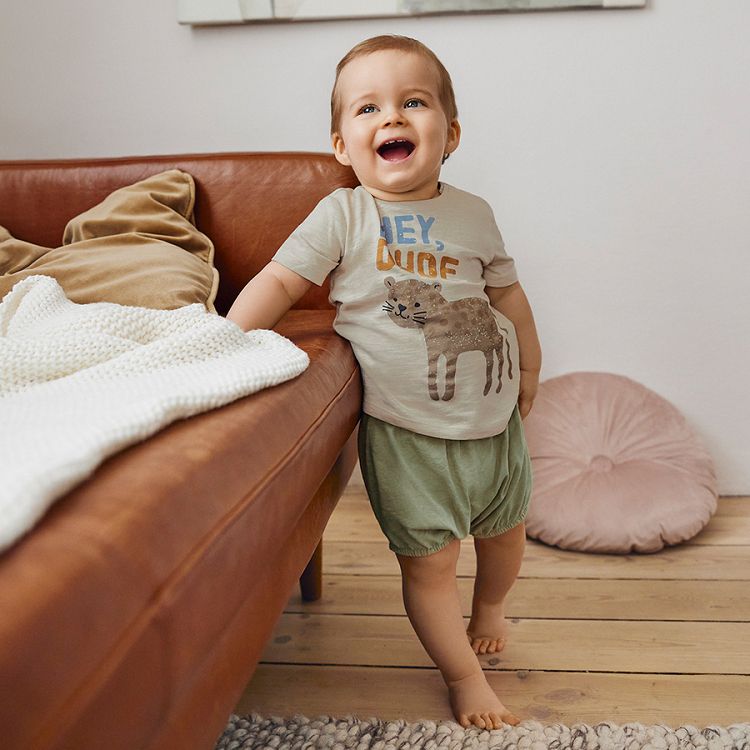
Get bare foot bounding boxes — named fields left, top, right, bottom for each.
left=447, top=670, right=520, bottom=730
left=467, top=602, right=508, bottom=655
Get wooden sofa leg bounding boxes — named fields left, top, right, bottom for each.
left=299, top=540, right=323, bottom=601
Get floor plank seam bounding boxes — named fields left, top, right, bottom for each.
left=282, top=612, right=746, bottom=624
left=507, top=579, right=750, bottom=582
left=257, top=662, right=750, bottom=677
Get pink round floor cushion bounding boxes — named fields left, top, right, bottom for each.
left=523, top=372, right=718, bottom=553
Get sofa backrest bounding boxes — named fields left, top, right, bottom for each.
left=0, top=152, right=359, bottom=314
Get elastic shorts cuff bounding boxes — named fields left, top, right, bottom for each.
left=390, top=535, right=457, bottom=558
left=473, top=501, right=530, bottom=540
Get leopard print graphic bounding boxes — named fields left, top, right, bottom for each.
left=382, top=276, right=513, bottom=402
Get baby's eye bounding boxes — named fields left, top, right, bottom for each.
left=414, top=302, right=421, bottom=308
left=405, top=98, right=425, bottom=109
left=359, top=104, right=378, bottom=115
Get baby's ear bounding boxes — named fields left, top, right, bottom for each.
left=444, top=119, right=461, bottom=159
left=331, top=133, right=351, bottom=166
left=384, top=276, right=395, bottom=289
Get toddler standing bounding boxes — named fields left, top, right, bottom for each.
left=228, top=35, right=542, bottom=730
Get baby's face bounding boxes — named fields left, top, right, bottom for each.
left=332, top=50, right=460, bottom=202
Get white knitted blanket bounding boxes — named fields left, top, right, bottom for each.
left=0, top=275, right=309, bottom=552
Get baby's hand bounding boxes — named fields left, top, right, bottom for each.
left=518, top=369, right=539, bottom=420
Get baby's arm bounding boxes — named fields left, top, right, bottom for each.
left=226, top=261, right=313, bottom=332
left=486, top=282, right=542, bottom=419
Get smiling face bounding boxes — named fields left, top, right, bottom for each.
left=331, top=50, right=461, bottom=202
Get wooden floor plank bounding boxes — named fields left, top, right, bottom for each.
left=234, top=494, right=750, bottom=726
left=323, top=540, right=750, bottom=580
left=691, top=515, right=750, bottom=545
left=238, top=664, right=750, bottom=726
left=341, top=486, right=750, bottom=513
left=709, top=497, right=750, bottom=516
left=261, top=613, right=750, bottom=674
left=329, top=494, right=750, bottom=546
left=285, top=576, right=750, bottom=622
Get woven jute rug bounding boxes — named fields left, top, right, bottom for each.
left=217, top=714, right=750, bottom=750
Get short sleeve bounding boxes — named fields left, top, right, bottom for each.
left=272, top=191, right=347, bottom=286
left=481, top=202, right=518, bottom=288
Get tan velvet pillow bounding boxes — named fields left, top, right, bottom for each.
left=0, top=170, right=218, bottom=311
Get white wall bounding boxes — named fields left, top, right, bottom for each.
left=1, top=1, right=748, bottom=492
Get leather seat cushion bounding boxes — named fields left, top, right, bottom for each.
left=0, top=309, right=360, bottom=749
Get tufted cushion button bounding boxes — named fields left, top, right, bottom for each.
left=589, top=454, right=615, bottom=473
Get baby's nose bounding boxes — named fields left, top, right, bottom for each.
left=383, top=110, right=405, bottom=127
left=398, top=304, right=406, bottom=313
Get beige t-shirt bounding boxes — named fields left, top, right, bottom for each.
left=273, top=183, right=520, bottom=439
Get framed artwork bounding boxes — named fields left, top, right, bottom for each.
left=178, top=0, right=646, bottom=26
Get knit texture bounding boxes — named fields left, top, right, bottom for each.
left=217, top=714, right=750, bottom=750
left=0, top=275, right=309, bottom=551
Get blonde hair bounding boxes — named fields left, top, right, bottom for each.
left=330, top=35, right=458, bottom=136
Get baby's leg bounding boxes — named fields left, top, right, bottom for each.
left=397, top=539, right=519, bottom=730
left=467, top=522, right=526, bottom=655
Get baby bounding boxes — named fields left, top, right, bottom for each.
left=228, top=35, right=542, bottom=730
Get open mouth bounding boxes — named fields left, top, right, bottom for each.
left=377, top=139, right=415, bottom=162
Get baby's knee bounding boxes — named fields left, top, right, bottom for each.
left=397, top=538, right=460, bottom=582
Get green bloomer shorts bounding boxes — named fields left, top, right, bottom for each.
left=357, top=407, right=532, bottom=558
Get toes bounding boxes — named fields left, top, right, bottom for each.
left=481, top=713, right=495, bottom=729
left=487, top=637, right=506, bottom=654
left=461, top=711, right=511, bottom=731
left=468, top=635, right=507, bottom=655
left=488, top=712, right=504, bottom=730
left=470, top=713, right=487, bottom=730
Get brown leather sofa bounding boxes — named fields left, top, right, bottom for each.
left=0, top=153, right=361, bottom=750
